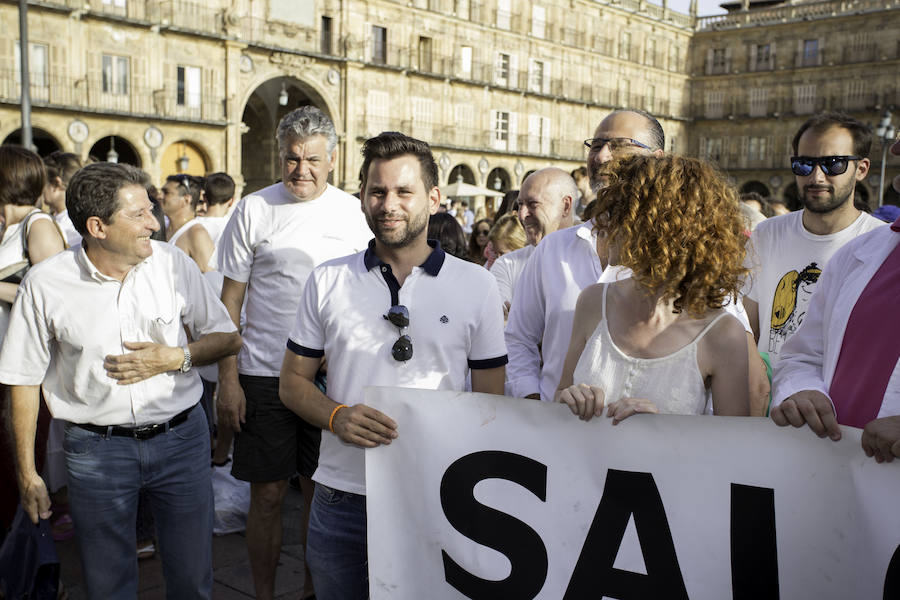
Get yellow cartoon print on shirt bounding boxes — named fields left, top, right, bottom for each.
left=769, top=263, right=822, bottom=354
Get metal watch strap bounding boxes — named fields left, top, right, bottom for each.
left=180, top=346, right=192, bottom=373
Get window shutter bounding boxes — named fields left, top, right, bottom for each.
left=705, top=48, right=713, bottom=75
left=795, top=40, right=803, bottom=67
left=508, top=112, right=518, bottom=152
left=749, top=44, right=757, bottom=72
left=769, top=42, right=776, bottom=68
left=724, top=47, right=732, bottom=72
left=543, top=61, right=551, bottom=94
left=541, top=116, right=550, bottom=155
left=817, top=37, right=824, bottom=65
left=509, top=54, right=519, bottom=89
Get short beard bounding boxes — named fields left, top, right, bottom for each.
left=366, top=210, right=429, bottom=248
left=799, top=184, right=852, bottom=214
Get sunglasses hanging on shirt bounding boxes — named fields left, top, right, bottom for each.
left=384, top=304, right=413, bottom=362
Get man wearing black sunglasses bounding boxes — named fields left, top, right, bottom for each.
left=278, top=132, right=507, bottom=600
left=742, top=112, right=884, bottom=378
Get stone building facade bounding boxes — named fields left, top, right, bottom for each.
left=0, top=0, right=897, bottom=208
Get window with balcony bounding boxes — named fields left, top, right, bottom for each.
left=702, top=138, right=723, bottom=162
left=102, top=0, right=126, bottom=7
left=531, top=5, right=546, bottom=39
left=527, top=114, right=550, bottom=155
left=371, top=26, right=387, bottom=64
left=749, top=43, right=773, bottom=71
left=459, top=46, right=472, bottom=78
left=646, top=39, right=657, bottom=67
left=708, top=48, right=729, bottom=74
left=418, top=36, right=433, bottom=72
left=748, top=137, right=767, bottom=161
left=366, top=89, right=390, bottom=134
left=793, top=84, right=816, bottom=114
left=497, top=0, right=511, bottom=30
left=646, top=84, right=655, bottom=113
left=801, top=39, right=819, bottom=67
left=490, top=109, right=517, bottom=151
left=619, top=32, right=631, bottom=60
left=668, top=44, right=680, bottom=71
left=748, top=88, right=769, bottom=117
left=454, top=103, right=474, bottom=145
left=848, top=33, right=872, bottom=62
left=321, top=16, right=333, bottom=54
left=494, top=52, right=510, bottom=86
left=177, top=65, right=201, bottom=108
left=704, top=90, right=725, bottom=119
left=528, top=59, right=545, bottom=93
left=845, top=80, right=866, bottom=110
left=102, top=54, right=129, bottom=95
left=455, top=0, right=470, bottom=19
left=412, top=96, right=434, bottom=140
left=618, top=79, right=630, bottom=107
left=14, top=42, right=48, bottom=88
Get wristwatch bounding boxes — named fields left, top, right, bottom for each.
left=180, top=346, right=192, bottom=373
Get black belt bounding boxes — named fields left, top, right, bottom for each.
left=75, top=405, right=195, bottom=440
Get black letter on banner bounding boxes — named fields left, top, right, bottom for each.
left=730, top=483, right=779, bottom=599
left=885, top=544, right=900, bottom=599
left=563, top=469, right=688, bottom=599
left=440, top=450, right=548, bottom=599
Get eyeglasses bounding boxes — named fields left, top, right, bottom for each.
left=584, top=137, right=652, bottom=153
left=383, top=305, right=413, bottom=362
left=790, top=155, right=861, bottom=177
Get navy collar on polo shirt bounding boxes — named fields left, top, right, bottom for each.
left=363, top=239, right=446, bottom=276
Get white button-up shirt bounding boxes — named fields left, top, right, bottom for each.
left=0, top=242, right=236, bottom=426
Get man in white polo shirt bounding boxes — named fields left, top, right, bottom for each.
left=0, top=162, right=241, bottom=598
left=279, top=132, right=507, bottom=599
left=216, top=106, right=371, bottom=600
left=490, top=167, right=576, bottom=313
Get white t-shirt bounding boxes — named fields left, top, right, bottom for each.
left=489, top=244, right=535, bottom=306
left=288, top=244, right=508, bottom=495
left=218, top=183, right=371, bottom=377
left=743, top=210, right=884, bottom=365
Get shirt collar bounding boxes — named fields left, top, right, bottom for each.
left=892, top=215, right=900, bottom=232
left=76, top=244, right=150, bottom=283
left=363, top=239, right=446, bottom=276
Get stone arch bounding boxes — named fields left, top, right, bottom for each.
left=448, top=164, right=476, bottom=185
left=161, top=140, right=211, bottom=177
left=240, top=74, right=337, bottom=194
left=89, top=135, right=142, bottom=167
left=487, top=167, right=511, bottom=193
left=2, top=127, right=62, bottom=156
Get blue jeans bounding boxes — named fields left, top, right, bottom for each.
left=306, top=483, right=369, bottom=600
left=64, top=404, right=213, bottom=600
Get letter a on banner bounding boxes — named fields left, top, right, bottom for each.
left=440, top=451, right=549, bottom=599
left=564, top=469, right=688, bottom=599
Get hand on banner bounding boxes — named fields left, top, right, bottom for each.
left=557, top=384, right=606, bottom=420
left=606, top=397, right=659, bottom=425
left=861, top=416, right=900, bottom=463
left=332, top=404, right=398, bottom=447
left=771, top=390, right=841, bottom=441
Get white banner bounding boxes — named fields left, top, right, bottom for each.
left=364, top=387, right=900, bottom=599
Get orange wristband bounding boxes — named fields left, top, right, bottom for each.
left=328, top=404, right=348, bottom=433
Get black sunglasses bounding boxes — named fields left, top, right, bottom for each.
left=383, top=305, right=413, bottom=362
left=790, top=155, right=861, bottom=177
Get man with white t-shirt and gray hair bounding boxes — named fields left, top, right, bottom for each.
left=216, top=105, right=371, bottom=600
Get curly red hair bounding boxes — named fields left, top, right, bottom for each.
left=594, top=155, right=748, bottom=317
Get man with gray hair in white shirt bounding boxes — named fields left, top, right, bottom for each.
left=0, top=162, right=241, bottom=599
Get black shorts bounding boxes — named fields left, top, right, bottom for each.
left=231, top=374, right=322, bottom=482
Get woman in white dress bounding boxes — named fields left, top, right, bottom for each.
left=556, top=155, right=750, bottom=422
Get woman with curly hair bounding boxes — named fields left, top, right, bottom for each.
left=556, top=155, right=750, bottom=422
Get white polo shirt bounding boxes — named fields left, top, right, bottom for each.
left=0, top=242, right=237, bottom=426
left=489, top=244, right=535, bottom=306
left=287, top=241, right=508, bottom=495
left=218, top=182, right=371, bottom=377
left=506, top=221, right=751, bottom=402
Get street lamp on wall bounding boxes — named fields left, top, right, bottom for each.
left=278, top=82, right=289, bottom=106
left=177, top=142, right=190, bottom=173
left=875, top=110, right=896, bottom=208
left=106, top=137, right=118, bottom=163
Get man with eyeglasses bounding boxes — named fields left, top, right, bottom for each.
left=771, top=137, right=900, bottom=461
left=742, top=113, right=884, bottom=382
left=505, top=109, right=664, bottom=402
left=279, top=132, right=507, bottom=599
left=216, top=106, right=371, bottom=600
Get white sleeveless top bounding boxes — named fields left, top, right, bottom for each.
left=168, top=217, right=202, bottom=247
left=571, top=285, right=731, bottom=415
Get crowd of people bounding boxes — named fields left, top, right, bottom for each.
left=0, top=103, right=898, bottom=599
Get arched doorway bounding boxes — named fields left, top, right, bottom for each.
left=2, top=127, right=61, bottom=156
left=161, top=140, right=209, bottom=177
left=739, top=180, right=770, bottom=198
left=241, top=76, right=332, bottom=195
left=448, top=164, right=475, bottom=185
left=487, top=167, right=511, bottom=193
left=89, top=135, right=141, bottom=167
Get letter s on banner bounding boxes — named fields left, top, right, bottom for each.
left=440, top=450, right=548, bottom=599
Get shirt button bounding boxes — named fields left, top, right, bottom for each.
left=381, top=266, right=387, bottom=272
